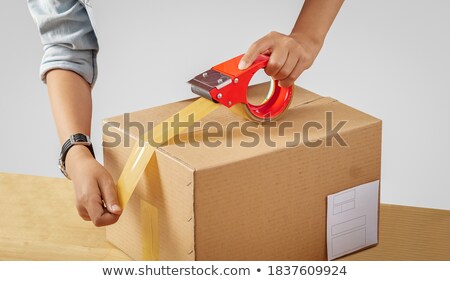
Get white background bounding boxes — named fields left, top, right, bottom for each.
left=0, top=0, right=449, bottom=210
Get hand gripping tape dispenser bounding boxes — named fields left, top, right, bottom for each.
left=188, top=54, right=294, bottom=122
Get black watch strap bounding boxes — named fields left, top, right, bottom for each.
left=58, top=133, right=95, bottom=179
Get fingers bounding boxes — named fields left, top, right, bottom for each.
left=74, top=176, right=121, bottom=227
left=279, top=61, right=304, bottom=88
left=76, top=204, right=91, bottom=221
left=98, top=175, right=122, bottom=215
left=264, top=48, right=288, bottom=77
left=239, top=34, right=274, bottom=70
left=241, top=31, right=319, bottom=88
left=273, top=52, right=299, bottom=81
left=85, top=194, right=120, bottom=227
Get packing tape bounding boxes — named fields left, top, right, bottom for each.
left=117, top=97, right=220, bottom=208
left=116, top=97, right=221, bottom=260
left=140, top=199, right=159, bottom=260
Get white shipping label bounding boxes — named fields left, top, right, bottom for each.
left=327, top=180, right=380, bottom=260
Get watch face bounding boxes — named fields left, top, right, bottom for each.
left=59, top=133, right=91, bottom=180
left=70, top=134, right=91, bottom=146
left=59, top=133, right=94, bottom=180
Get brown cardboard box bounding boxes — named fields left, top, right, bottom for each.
left=103, top=83, right=382, bottom=260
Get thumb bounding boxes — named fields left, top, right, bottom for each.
left=99, top=176, right=122, bottom=215
left=239, top=36, right=272, bottom=70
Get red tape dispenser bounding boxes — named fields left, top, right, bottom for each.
left=188, top=54, right=293, bottom=122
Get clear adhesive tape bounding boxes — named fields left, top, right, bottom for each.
left=116, top=97, right=220, bottom=260
left=117, top=97, right=220, bottom=208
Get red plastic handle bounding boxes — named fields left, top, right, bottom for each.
left=211, top=54, right=293, bottom=121
left=245, top=79, right=293, bottom=121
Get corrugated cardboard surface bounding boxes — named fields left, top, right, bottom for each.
left=104, top=142, right=196, bottom=260
left=340, top=204, right=450, bottom=260
left=103, top=83, right=381, bottom=260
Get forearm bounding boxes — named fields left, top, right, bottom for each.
left=291, top=0, right=344, bottom=49
left=46, top=69, right=92, bottom=145
left=46, top=69, right=94, bottom=176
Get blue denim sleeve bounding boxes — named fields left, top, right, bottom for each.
left=27, top=0, right=99, bottom=86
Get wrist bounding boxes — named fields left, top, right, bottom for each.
left=59, top=133, right=95, bottom=179
left=65, top=145, right=95, bottom=178
left=66, top=145, right=94, bottom=161
left=289, top=32, right=323, bottom=55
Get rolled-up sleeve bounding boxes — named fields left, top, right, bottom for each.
left=27, top=0, right=99, bottom=86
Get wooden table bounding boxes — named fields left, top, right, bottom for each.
left=1, top=172, right=449, bottom=260
left=0, top=173, right=130, bottom=260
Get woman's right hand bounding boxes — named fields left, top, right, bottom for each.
left=65, top=145, right=122, bottom=227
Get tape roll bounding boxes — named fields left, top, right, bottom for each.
left=243, top=79, right=293, bottom=122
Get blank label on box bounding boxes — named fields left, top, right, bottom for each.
left=332, top=228, right=366, bottom=257
left=327, top=180, right=379, bottom=260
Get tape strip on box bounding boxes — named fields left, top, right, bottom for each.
left=116, top=97, right=220, bottom=260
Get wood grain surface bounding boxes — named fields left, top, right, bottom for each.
left=0, top=173, right=131, bottom=260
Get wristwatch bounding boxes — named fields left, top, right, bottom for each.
left=58, top=133, right=95, bottom=179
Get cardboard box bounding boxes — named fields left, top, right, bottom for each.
left=103, top=83, right=382, bottom=260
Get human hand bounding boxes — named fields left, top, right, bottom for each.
left=239, top=31, right=321, bottom=87
left=65, top=145, right=122, bottom=227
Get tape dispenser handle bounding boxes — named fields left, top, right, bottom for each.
left=241, top=55, right=293, bottom=122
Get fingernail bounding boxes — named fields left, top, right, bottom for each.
left=111, top=204, right=122, bottom=212
left=238, top=60, right=248, bottom=70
